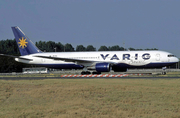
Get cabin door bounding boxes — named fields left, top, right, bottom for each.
left=156, top=54, right=160, bottom=61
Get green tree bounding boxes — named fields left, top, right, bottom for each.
left=136, top=49, right=143, bottom=51
left=46, top=41, right=56, bottom=52
left=36, top=41, right=65, bottom=52
left=98, top=46, right=109, bottom=51
left=86, top=45, right=96, bottom=51
left=128, top=47, right=136, bottom=51
left=55, top=42, right=64, bottom=52
left=36, top=41, right=47, bottom=52
left=76, top=45, right=86, bottom=51
left=119, top=47, right=126, bottom=51
left=145, top=48, right=158, bottom=50
left=0, top=39, right=20, bottom=55
left=64, top=43, right=74, bottom=52
left=109, top=45, right=123, bottom=51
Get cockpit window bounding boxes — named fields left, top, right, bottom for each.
left=168, top=55, right=176, bottom=57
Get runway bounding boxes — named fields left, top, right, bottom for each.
left=0, top=76, right=180, bottom=80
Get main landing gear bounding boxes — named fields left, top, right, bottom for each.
left=81, top=71, right=101, bottom=75
left=81, top=71, right=91, bottom=75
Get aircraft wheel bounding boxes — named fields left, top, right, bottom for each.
left=85, top=71, right=91, bottom=75
left=81, top=71, right=85, bottom=75
left=81, top=71, right=91, bottom=75
left=92, top=72, right=101, bottom=75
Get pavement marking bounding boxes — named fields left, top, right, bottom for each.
left=60, top=73, right=152, bottom=78
left=61, top=74, right=129, bottom=78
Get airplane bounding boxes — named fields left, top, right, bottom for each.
left=0, top=26, right=179, bottom=75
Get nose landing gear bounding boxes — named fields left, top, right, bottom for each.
left=162, top=67, right=167, bottom=75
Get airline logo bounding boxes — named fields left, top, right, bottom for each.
left=142, top=53, right=151, bottom=60
left=18, top=37, right=28, bottom=48
left=101, top=53, right=151, bottom=60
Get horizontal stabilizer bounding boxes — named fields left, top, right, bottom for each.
left=0, top=54, right=32, bottom=61
left=0, top=54, right=18, bottom=58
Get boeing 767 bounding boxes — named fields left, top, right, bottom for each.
left=0, top=26, right=179, bottom=75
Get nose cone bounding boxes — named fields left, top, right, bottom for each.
left=174, top=57, right=179, bottom=63
left=171, top=57, right=179, bottom=63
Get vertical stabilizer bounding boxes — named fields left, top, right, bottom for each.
left=11, top=26, right=41, bottom=56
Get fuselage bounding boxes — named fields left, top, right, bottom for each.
left=9, top=26, right=179, bottom=74
left=15, top=50, right=179, bottom=69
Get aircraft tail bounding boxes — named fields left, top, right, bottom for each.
left=11, top=26, right=41, bottom=56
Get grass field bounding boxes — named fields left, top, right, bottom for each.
left=0, top=78, right=180, bottom=118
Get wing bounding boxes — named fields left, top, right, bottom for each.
left=34, top=55, right=117, bottom=66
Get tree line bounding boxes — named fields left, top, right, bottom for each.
left=0, top=39, right=159, bottom=55
left=0, top=39, right=159, bottom=73
left=35, top=40, right=158, bottom=52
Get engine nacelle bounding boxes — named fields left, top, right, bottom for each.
left=87, top=63, right=111, bottom=72
left=96, top=63, right=111, bottom=72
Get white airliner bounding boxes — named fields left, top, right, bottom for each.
left=1, top=26, right=179, bottom=74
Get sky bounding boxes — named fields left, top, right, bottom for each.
left=0, top=0, right=180, bottom=57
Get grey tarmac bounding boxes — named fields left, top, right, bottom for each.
left=0, top=76, right=180, bottom=80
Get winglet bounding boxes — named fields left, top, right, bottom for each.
left=11, top=26, right=42, bottom=56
